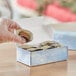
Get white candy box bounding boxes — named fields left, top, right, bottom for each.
left=16, top=17, right=68, bottom=66
left=45, top=22, right=76, bottom=50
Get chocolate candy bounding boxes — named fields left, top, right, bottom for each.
left=17, top=29, right=33, bottom=43
left=18, top=40, right=61, bottom=51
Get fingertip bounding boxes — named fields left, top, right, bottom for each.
left=14, top=35, right=26, bottom=44
left=8, top=32, right=25, bottom=44
left=13, top=22, right=22, bottom=30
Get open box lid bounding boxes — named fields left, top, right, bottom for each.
left=15, top=17, right=55, bottom=45
left=45, top=22, right=76, bottom=32
left=43, top=22, right=76, bottom=41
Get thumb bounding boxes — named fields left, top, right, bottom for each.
left=8, top=32, right=26, bottom=44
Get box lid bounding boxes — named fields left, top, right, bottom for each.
left=46, top=22, right=76, bottom=32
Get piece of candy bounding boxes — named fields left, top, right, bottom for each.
left=17, top=29, right=33, bottom=43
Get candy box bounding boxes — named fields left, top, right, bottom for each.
left=17, top=45, right=68, bottom=66
left=44, top=22, right=76, bottom=50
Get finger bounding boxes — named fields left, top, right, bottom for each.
left=7, top=32, right=26, bottom=44
left=1, top=18, right=21, bottom=30
left=8, top=29, right=14, bottom=33
left=9, top=21, right=21, bottom=30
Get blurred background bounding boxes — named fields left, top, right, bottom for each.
left=0, top=0, right=76, bottom=22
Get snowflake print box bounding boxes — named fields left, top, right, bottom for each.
left=17, top=44, right=68, bottom=66
left=45, top=22, right=76, bottom=50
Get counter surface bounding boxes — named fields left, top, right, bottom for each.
left=0, top=43, right=76, bottom=76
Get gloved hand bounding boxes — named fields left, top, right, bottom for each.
left=0, top=18, right=25, bottom=44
